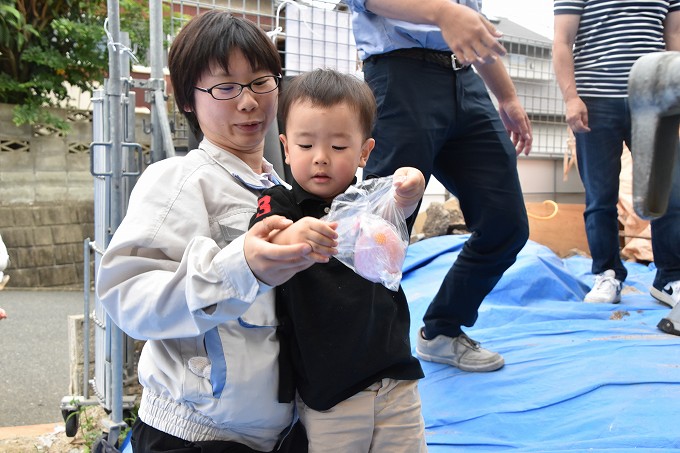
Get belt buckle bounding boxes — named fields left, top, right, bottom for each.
left=451, top=54, right=465, bottom=71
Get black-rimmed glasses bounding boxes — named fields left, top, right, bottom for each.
left=194, top=75, right=282, bottom=100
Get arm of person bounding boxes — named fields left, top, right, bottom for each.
left=251, top=188, right=338, bottom=262
left=96, top=167, right=320, bottom=341
left=262, top=217, right=338, bottom=262
left=552, top=13, right=590, bottom=132
left=473, top=59, right=533, bottom=156
left=664, top=10, right=680, bottom=50
left=392, top=167, right=426, bottom=218
left=244, top=215, right=323, bottom=284
left=98, top=216, right=321, bottom=341
left=360, top=0, right=505, bottom=64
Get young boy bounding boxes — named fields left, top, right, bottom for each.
left=250, top=69, right=428, bottom=452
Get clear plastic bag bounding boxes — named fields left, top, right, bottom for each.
left=322, top=176, right=409, bottom=291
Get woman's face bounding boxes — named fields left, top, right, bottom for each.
left=191, top=50, right=279, bottom=171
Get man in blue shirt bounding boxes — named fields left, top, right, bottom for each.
left=344, top=0, right=533, bottom=372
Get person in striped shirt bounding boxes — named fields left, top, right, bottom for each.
left=553, top=1, right=680, bottom=322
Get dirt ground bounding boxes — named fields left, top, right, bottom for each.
left=0, top=406, right=126, bottom=453
left=0, top=429, right=88, bottom=453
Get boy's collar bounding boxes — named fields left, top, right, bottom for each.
left=289, top=177, right=358, bottom=205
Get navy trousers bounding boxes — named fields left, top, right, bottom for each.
left=575, top=97, right=680, bottom=289
left=363, top=55, right=529, bottom=338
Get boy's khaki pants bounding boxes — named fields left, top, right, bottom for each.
left=297, top=378, right=427, bottom=453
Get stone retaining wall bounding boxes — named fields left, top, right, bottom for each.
left=0, top=103, right=150, bottom=288
left=0, top=203, right=94, bottom=288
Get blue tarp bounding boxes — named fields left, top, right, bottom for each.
left=123, top=235, right=679, bottom=453
left=404, top=235, right=680, bottom=452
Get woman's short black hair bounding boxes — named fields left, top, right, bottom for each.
left=168, top=11, right=282, bottom=137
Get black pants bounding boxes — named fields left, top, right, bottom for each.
left=131, top=418, right=307, bottom=453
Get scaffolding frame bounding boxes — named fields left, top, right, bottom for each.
left=60, top=0, right=174, bottom=446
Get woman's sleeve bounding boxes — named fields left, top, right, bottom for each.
left=96, top=166, right=268, bottom=341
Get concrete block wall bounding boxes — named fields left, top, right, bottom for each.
left=0, top=103, right=150, bottom=288
left=0, top=203, right=94, bottom=288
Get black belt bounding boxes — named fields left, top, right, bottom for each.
left=367, top=48, right=470, bottom=71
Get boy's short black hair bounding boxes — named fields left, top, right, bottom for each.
left=279, top=69, right=376, bottom=139
left=168, top=11, right=282, bottom=137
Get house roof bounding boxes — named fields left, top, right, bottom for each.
left=488, top=16, right=553, bottom=47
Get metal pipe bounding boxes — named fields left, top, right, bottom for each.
left=149, top=0, right=175, bottom=160
left=105, top=0, right=125, bottom=441
left=83, top=239, right=91, bottom=400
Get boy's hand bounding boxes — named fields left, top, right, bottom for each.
left=277, top=217, right=339, bottom=262
left=393, top=167, right=426, bottom=216
left=245, top=216, right=317, bottom=286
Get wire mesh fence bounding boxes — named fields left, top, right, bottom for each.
left=160, top=0, right=569, bottom=157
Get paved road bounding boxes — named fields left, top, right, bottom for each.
left=0, top=289, right=87, bottom=427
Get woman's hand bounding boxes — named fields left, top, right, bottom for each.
left=244, top=215, right=336, bottom=286
left=244, top=216, right=316, bottom=286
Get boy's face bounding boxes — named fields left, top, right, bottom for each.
left=191, top=50, right=278, bottom=171
left=281, top=100, right=374, bottom=202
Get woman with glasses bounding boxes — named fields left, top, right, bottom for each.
left=96, top=11, right=329, bottom=453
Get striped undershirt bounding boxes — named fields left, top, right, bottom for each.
left=554, top=0, right=680, bottom=97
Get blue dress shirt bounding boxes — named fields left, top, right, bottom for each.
left=343, top=0, right=483, bottom=60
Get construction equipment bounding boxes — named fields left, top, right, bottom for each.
left=628, top=51, right=680, bottom=220
left=628, top=51, right=680, bottom=335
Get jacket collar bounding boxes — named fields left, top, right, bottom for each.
left=199, top=139, right=289, bottom=190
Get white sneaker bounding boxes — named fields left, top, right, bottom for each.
left=650, top=280, right=680, bottom=308
left=584, top=270, right=622, bottom=303
left=416, top=328, right=504, bottom=372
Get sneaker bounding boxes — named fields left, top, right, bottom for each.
left=416, top=328, right=504, bottom=372
left=584, top=270, right=622, bottom=303
left=658, top=303, right=680, bottom=336
left=650, top=280, right=680, bottom=308
left=657, top=317, right=680, bottom=336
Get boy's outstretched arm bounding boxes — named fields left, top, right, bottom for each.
left=392, top=167, right=426, bottom=218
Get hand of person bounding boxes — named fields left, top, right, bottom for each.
left=275, top=217, right=339, bottom=262
left=392, top=167, right=426, bottom=216
left=438, top=3, right=506, bottom=65
left=565, top=97, right=591, bottom=133
left=498, top=98, right=533, bottom=156
left=244, top=215, right=328, bottom=286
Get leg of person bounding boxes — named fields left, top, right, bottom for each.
left=574, top=97, right=629, bottom=303
left=362, top=55, right=448, bottom=186
left=296, top=387, right=377, bottom=453
left=131, top=418, right=198, bottom=453
left=370, top=379, right=427, bottom=453
left=131, top=417, right=267, bottom=453
left=418, top=68, right=529, bottom=372
left=650, top=144, right=680, bottom=312
left=362, top=56, right=523, bottom=372
left=276, top=420, right=308, bottom=453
